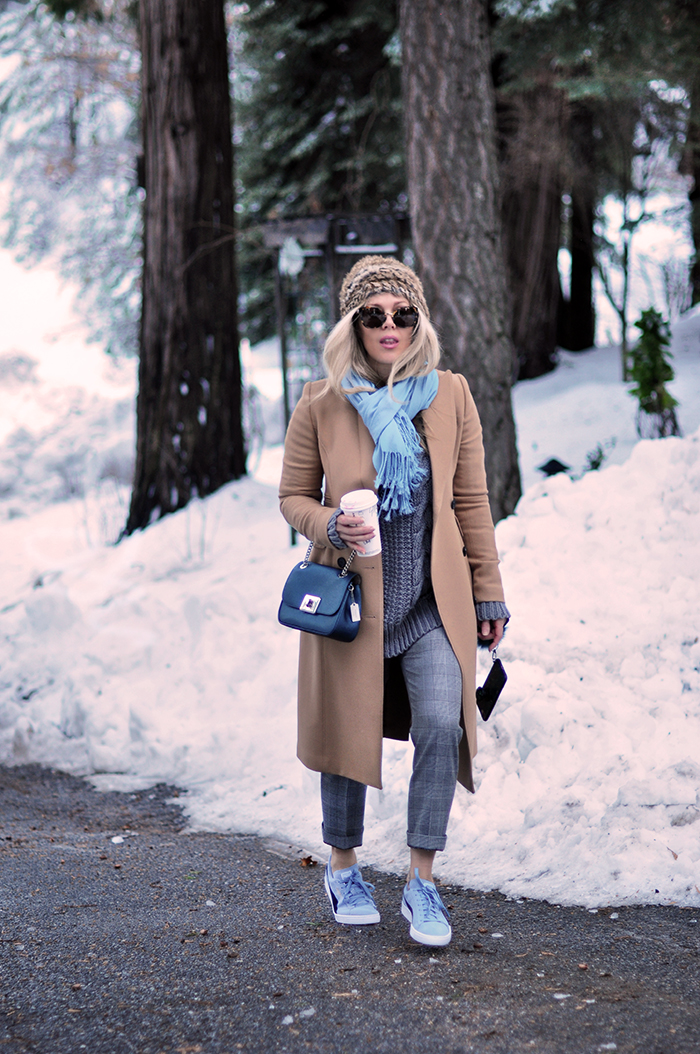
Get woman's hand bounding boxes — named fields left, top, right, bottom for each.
left=335, top=513, right=377, bottom=555
left=478, top=618, right=506, bottom=651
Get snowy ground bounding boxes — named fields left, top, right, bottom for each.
left=1, top=248, right=699, bottom=909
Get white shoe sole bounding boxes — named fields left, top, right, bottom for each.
left=401, top=900, right=452, bottom=946
left=324, top=872, right=380, bottom=925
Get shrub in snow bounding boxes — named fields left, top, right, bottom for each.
left=629, top=308, right=680, bottom=439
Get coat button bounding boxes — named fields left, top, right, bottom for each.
left=462, top=545, right=467, bottom=556
left=451, top=498, right=456, bottom=509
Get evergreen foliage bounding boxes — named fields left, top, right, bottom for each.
left=42, top=0, right=102, bottom=18
left=629, top=307, right=681, bottom=437
left=237, top=0, right=403, bottom=219
left=0, top=0, right=141, bottom=356
left=493, top=0, right=699, bottom=358
left=494, top=0, right=700, bottom=99
left=236, top=0, right=404, bottom=343
left=1, top=0, right=698, bottom=370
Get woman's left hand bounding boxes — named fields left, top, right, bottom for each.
left=334, top=512, right=376, bottom=554
left=478, top=618, right=506, bottom=651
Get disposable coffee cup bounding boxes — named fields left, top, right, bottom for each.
left=339, top=489, right=381, bottom=557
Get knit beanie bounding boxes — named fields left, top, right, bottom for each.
left=339, top=255, right=429, bottom=319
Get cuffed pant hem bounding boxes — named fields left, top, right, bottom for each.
left=322, top=825, right=364, bottom=850
left=406, top=832, right=447, bottom=852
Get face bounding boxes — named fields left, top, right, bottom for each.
left=357, top=292, right=415, bottom=380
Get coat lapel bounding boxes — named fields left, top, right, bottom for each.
left=423, top=373, right=457, bottom=519
left=356, top=412, right=378, bottom=491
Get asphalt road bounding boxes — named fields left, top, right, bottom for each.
left=1, top=764, right=698, bottom=1054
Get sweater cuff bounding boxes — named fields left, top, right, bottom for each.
left=326, top=509, right=346, bottom=550
left=475, top=601, right=511, bottom=623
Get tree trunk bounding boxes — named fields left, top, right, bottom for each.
left=399, top=0, right=521, bottom=523
left=566, top=184, right=596, bottom=348
left=126, top=0, right=245, bottom=534
left=561, top=102, right=596, bottom=351
left=499, top=87, right=566, bottom=379
left=687, top=76, right=700, bottom=306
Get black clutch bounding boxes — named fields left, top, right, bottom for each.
left=475, top=652, right=507, bottom=721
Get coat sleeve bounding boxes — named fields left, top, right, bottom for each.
left=279, top=383, right=336, bottom=547
left=452, top=373, right=506, bottom=605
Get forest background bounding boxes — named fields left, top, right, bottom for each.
left=0, top=0, right=698, bottom=529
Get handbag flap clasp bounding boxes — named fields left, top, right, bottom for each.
left=299, top=594, right=321, bottom=614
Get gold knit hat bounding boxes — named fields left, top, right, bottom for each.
left=339, top=254, right=429, bottom=319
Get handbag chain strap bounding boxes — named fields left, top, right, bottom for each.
left=339, top=549, right=357, bottom=577
left=301, top=541, right=357, bottom=577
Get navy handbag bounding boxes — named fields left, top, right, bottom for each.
left=278, top=543, right=361, bottom=642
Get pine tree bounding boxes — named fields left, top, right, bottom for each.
left=565, top=101, right=596, bottom=350
left=126, top=0, right=245, bottom=531
left=237, top=0, right=403, bottom=218
left=687, top=80, right=700, bottom=305
left=1, top=0, right=246, bottom=527
left=235, top=0, right=404, bottom=344
left=400, top=0, right=521, bottom=523
left=669, top=0, right=700, bottom=305
left=629, top=307, right=680, bottom=437
left=497, top=82, right=567, bottom=378
left=493, top=0, right=699, bottom=364
left=0, top=0, right=141, bottom=356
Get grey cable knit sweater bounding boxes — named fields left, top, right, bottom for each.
left=327, top=451, right=510, bottom=658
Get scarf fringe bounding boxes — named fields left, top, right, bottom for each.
left=374, top=413, right=428, bottom=519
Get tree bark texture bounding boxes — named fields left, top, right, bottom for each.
left=687, top=77, right=700, bottom=306
left=499, top=86, right=566, bottom=379
left=560, top=102, right=596, bottom=351
left=400, top=0, right=521, bottom=522
left=126, top=0, right=244, bottom=534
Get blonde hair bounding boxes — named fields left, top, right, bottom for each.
left=322, top=307, right=441, bottom=398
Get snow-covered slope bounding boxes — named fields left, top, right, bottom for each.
left=514, top=308, right=700, bottom=491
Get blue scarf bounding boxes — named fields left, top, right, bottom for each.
left=344, top=370, right=439, bottom=519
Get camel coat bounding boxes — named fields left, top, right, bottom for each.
left=279, top=370, right=506, bottom=792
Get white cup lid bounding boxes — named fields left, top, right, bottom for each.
left=340, top=489, right=378, bottom=511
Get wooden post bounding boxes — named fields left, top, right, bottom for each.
left=275, top=254, right=296, bottom=546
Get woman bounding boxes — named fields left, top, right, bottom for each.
left=279, top=256, right=509, bottom=947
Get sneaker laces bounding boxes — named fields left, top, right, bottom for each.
left=338, top=870, right=376, bottom=909
left=412, top=879, right=447, bottom=924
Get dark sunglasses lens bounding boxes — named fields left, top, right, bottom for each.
left=357, top=306, right=418, bottom=328
left=394, top=308, right=418, bottom=327
left=358, top=307, right=385, bottom=327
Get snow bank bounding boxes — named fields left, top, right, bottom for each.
left=1, top=427, right=699, bottom=908
left=513, top=312, right=700, bottom=491
left=450, top=428, right=700, bottom=906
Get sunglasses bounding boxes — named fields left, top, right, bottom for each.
left=355, top=305, right=419, bottom=329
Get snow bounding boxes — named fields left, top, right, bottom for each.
left=0, top=249, right=135, bottom=527
left=1, top=245, right=699, bottom=909
left=514, top=310, right=700, bottom=491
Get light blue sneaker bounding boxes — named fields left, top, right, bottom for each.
left=401, top=868, right=452, bottom=946
left=324, top=861, right=381, bottom=925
